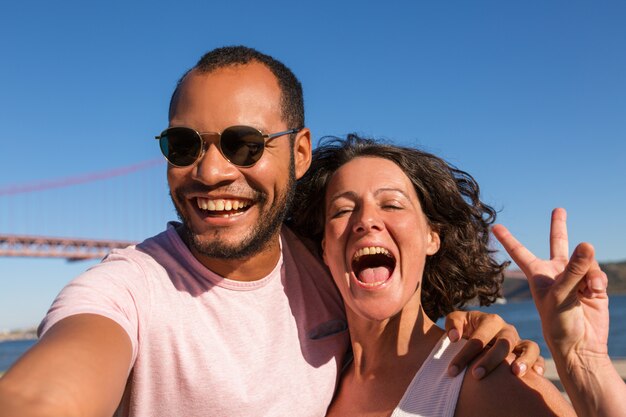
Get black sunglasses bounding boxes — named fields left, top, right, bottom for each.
left=155, top=125, right=300, bottom=168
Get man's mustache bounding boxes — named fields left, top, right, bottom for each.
left=174, top=182, right=267, bottom=203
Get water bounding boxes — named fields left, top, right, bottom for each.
left=1, top=296, right=625, bottom=372
left=0, top=339, right=36, bottom=372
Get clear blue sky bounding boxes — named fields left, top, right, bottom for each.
left=1, top=0, right=625, bottom=330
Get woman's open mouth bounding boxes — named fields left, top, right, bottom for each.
left=351, top=246, right=396, bottom=288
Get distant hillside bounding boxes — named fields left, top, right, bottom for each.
left=603, top=260, right=626, bottom=293
left=0, top=327, right=37, bottom=342
left=502, top=260, right=626, bottom=301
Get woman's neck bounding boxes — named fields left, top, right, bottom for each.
left=326, top=295, right=446, bottom=417
left=346, top=296, right=444, bottom=379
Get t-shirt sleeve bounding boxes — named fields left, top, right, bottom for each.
left=38, top=251, right=149, bottom=371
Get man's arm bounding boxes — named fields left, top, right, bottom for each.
left=0, top=314, right=132, bottom=417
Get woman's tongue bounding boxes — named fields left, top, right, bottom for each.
left=357, top=266, right=392, bottom=284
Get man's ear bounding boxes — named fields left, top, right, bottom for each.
left=426, top=228, right=441, bottom=256
left=293, top=128, right=312, bottom=180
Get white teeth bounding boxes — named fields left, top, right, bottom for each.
left=360, top=281, right=387, bottom=288
left=353, top=246, right=391, bottom=260
left=197, top=198, right=249, bottom=212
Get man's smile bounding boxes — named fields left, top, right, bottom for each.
left=195, top=197, right=252, bottom=217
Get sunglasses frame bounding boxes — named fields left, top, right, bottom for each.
left=155, top=125, right=301, bottom=168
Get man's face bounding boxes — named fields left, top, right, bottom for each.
left=167, top=63, right=310, bottom=276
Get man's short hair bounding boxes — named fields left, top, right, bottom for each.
left=169, top=46, right=305, bottom=130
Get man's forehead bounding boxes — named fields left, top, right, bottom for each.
left=169, top=63, right=285, bottom=129
left=185, top=63, right=278, bottom=92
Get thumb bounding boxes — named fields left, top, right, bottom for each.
left=553, top=242, right=595, bottom=297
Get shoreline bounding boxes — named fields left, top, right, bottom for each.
left=0, top=329, right=37, bottom=343
left=0, top=336, right=37, bottom=343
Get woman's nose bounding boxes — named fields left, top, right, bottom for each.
left=352, top=206, right=384, bottom=234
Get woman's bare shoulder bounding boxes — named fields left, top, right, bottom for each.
left=453, top=357, right=574, bottom=417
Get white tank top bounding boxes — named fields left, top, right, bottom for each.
left=391, top=335, right=467, bottom=417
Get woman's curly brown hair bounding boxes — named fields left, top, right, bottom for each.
left=287, top=134, right=508, bottom=321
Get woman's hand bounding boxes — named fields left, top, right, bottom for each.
left=492, top=208, right=609, bottom=359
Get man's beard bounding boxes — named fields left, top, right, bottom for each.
left=171, top=155, right=296, bottom=261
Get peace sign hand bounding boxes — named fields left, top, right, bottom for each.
left=492, top=208, right=609, bottom=359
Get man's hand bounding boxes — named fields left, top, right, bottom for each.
left=492, top=207, right=609, bottom=359
left=444, top=310, right=544, bottom=379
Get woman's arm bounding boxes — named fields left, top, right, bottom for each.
left=493, top=208, right=626, bottom=417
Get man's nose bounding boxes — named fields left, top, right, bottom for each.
left=192, top=142, right=240, bottom=186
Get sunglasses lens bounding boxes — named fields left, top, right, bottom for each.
left=159, top=127, right=203, bottom=167
left=220, top=126, right=265, bottom=166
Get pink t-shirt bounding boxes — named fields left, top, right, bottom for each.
left=39, top=224, right=349, bottom=417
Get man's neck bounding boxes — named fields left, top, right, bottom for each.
left=186, top=233, right=283, bottom=281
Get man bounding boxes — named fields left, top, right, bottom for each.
left=0, top=46, right=539, bottom=416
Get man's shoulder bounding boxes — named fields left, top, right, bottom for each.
left=280, top=225, right=338, bottom=296
left=130, top=224, right=186, bottom=262
left=89, top=226, right=181, bottom=281
left=281, top=225, right=323, bottom=262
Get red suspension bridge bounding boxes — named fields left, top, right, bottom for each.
left=0, top=159, right=172, bottom=261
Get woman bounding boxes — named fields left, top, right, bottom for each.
left=290, top=134, right=574, bottom=416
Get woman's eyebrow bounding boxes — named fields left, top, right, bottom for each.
left=328, top=188, right=410, bottom=205
left=327, top=190, right=358, bottom=205
left=374, top=187, right=410, bottom=199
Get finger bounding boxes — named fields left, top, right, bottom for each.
left=492, top=224, right=537, bottom=273
left=550, top=208, right=569, bottom=262
left=470, top=335, right=516, bottom=379
left=443, top=311, right=467, bottom=343
left=444, top=311, right=470, bottom=377
left=582, top=259, right=608, bottom=298
left=509, top=340, right=541, bottom=377
left=532, top=355, right=546, bottom=376
left=448, top=337, right=487, bottom=377
left=447, top=312, right=508, bottom=378
left=553, top=242, right=595, bottom=298
left=460, top=311, right=506, bottom=341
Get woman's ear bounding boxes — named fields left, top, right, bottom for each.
left=321, top=238, right=329, bottom=266
left=426, top=228, right=441, bottom=256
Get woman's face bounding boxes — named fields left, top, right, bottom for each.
left=323, top=156, right=440, bottom=321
